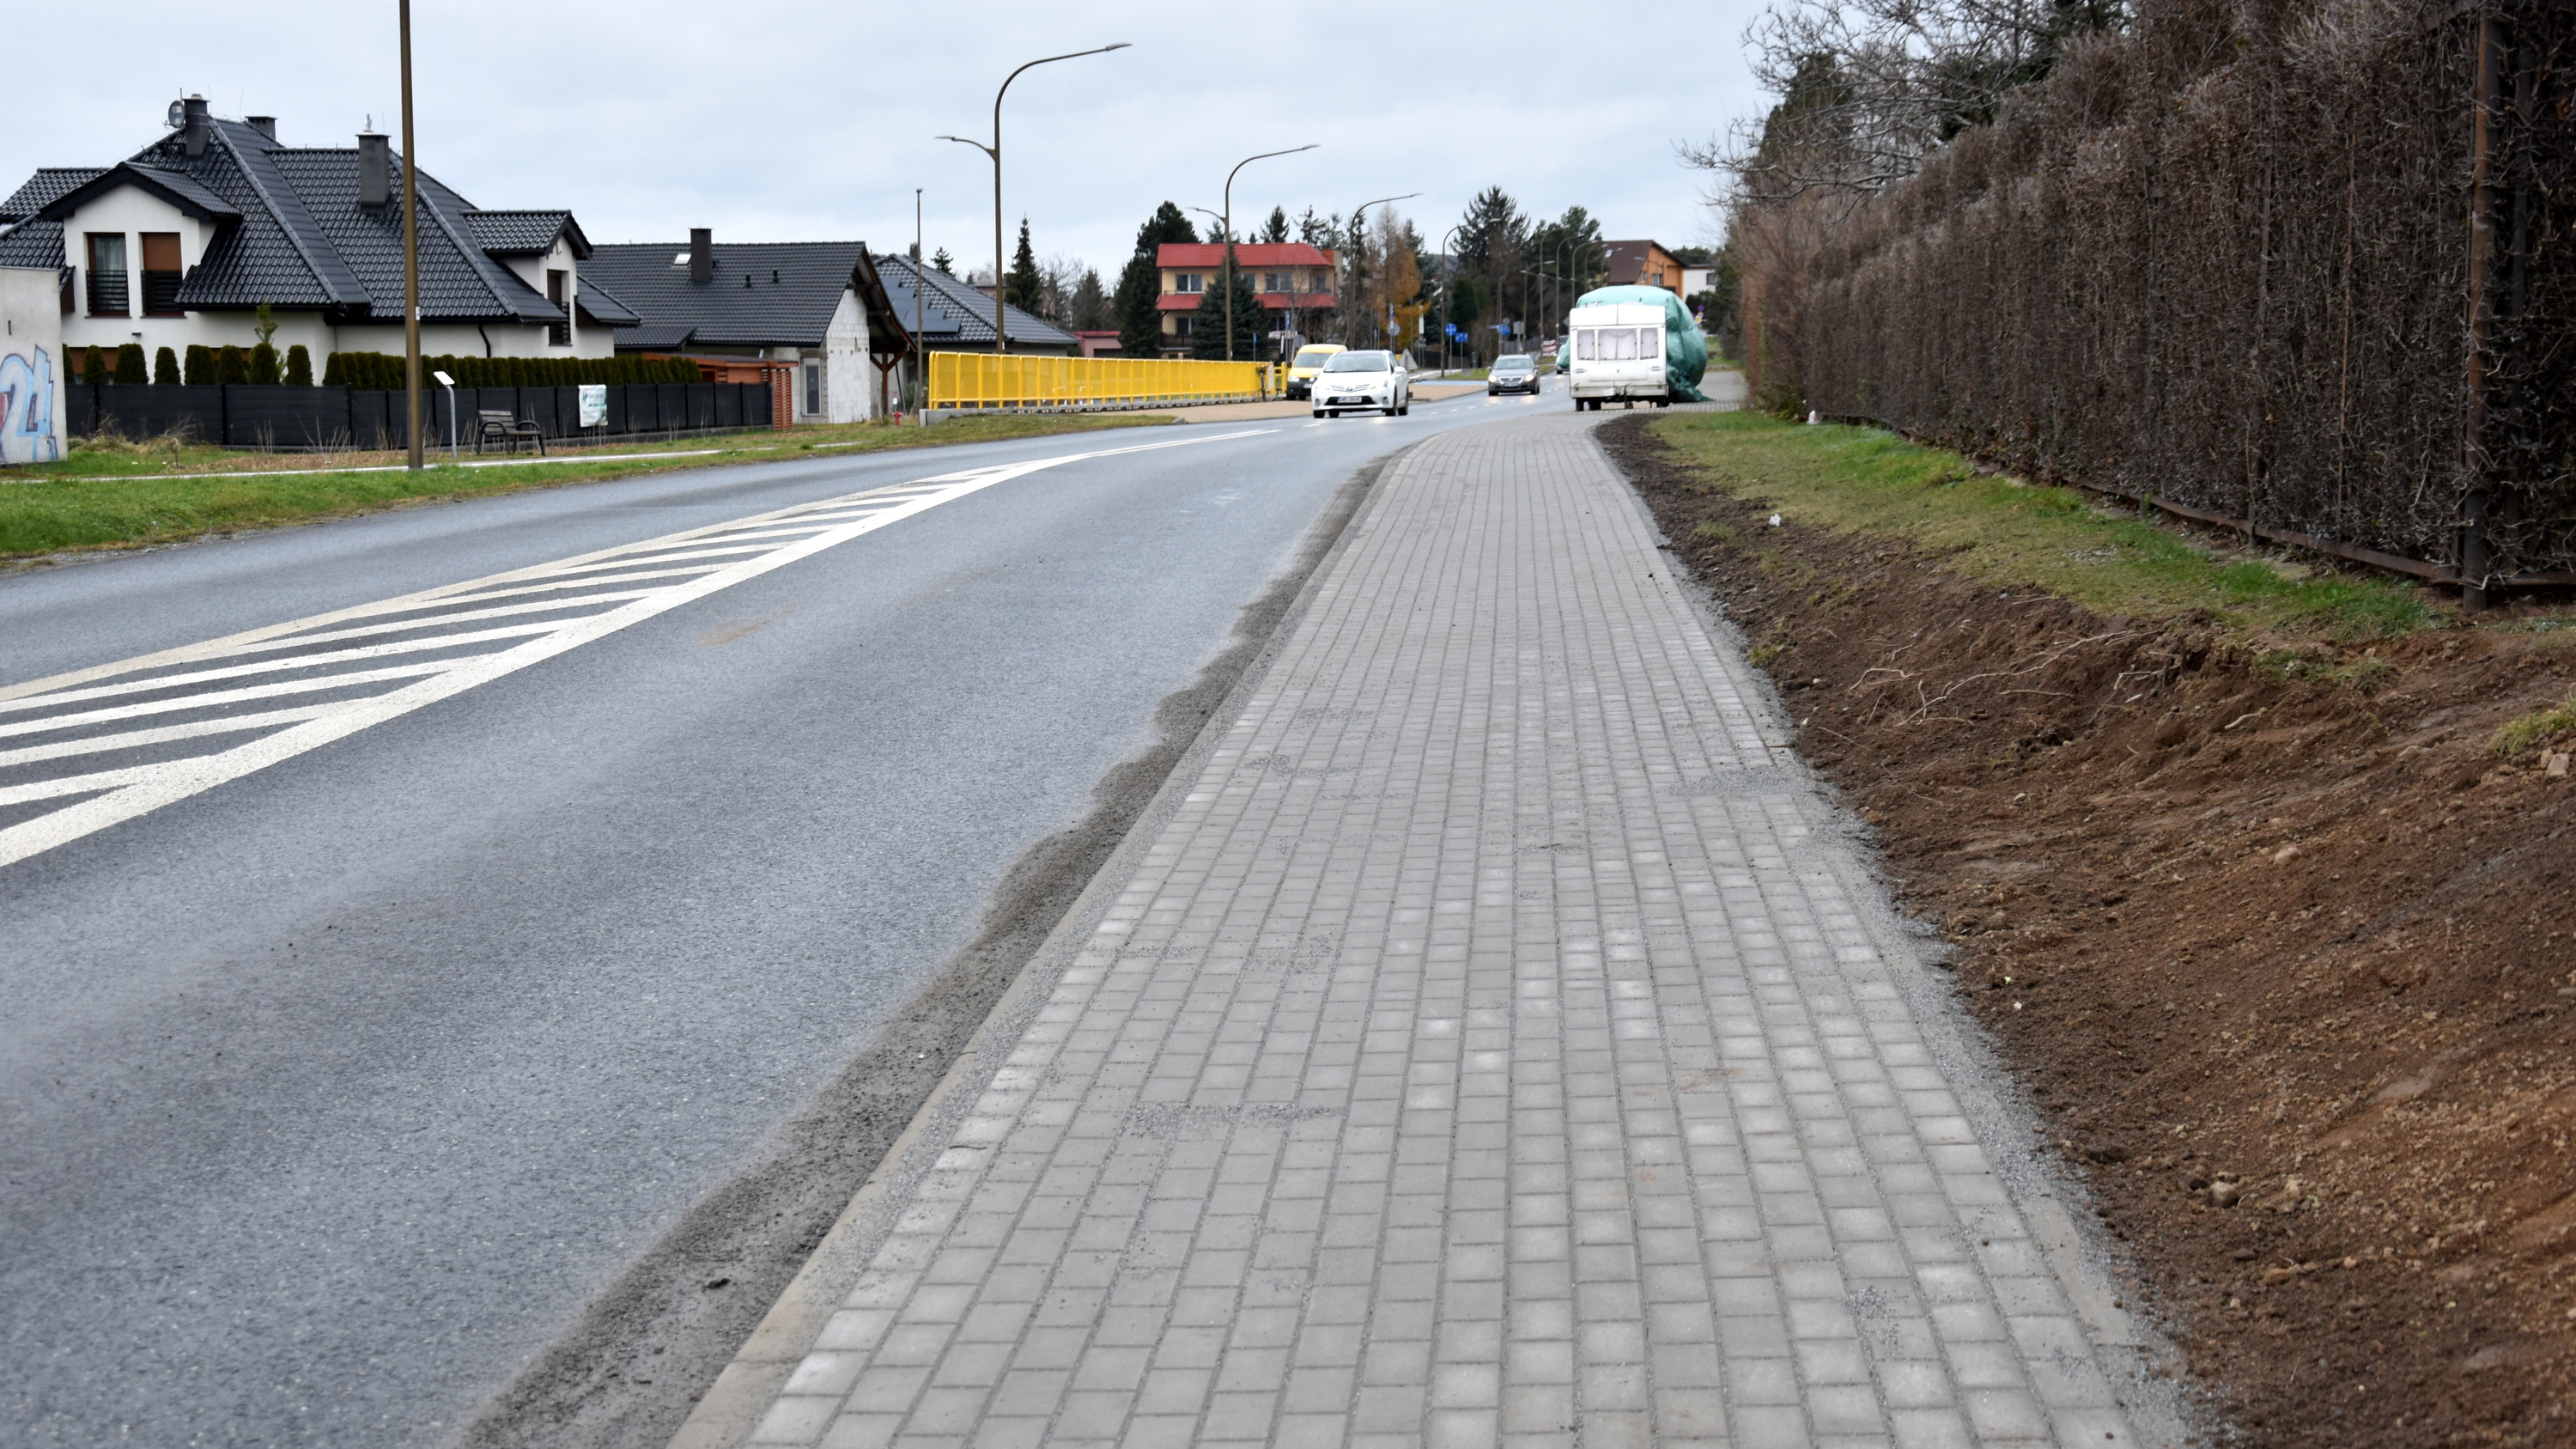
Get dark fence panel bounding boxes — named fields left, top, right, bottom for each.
left=58, top=382, right=776, bottom=450
left=222, top=386, right=353, bottom=449
left=82, top=385, right=222, bottom=441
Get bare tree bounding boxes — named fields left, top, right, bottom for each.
left=1690, top=0, right=2127, bottom=198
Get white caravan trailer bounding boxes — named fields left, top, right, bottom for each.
left=1564, top=301, right=1670, bottom=411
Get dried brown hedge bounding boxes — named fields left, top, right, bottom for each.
left=1782, top=0, right=2574, bottom=580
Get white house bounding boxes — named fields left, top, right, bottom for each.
left=0, top=97, right=638, bottom=370
left=586, top=233, right=916, bottom=425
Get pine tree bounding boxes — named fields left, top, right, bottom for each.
left=1071, top=268, right=1113, bottom=332
left=1114, top=203, right=1200, bottom=357
left=1261, top=206, right=1289, bottom=244
left=1004, top=219, right=1044, bottom=317
left=1188, top=270, right=1268, bottom=361
left=930, top=247, right=954, bottom=277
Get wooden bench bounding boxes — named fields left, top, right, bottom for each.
left=475, top=410, right=545, bottom=456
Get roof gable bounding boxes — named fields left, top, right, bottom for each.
left=3, top=111, right=585, bottom=324
left=873, top=253, right=1075, bottom=349
left=0, top=168, right=105, bottom=225
left=33, top=162, right=242, bottom=224
left=470, top=210, right=590, bottom=259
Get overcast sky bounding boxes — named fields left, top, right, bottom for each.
left=9, top=2, right=1771, bottom=278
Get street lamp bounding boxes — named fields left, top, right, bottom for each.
left=913, top=187, right=926, bottom=425
left=398, top=0, right=422, bottom=472
left=938, top=41, right=1131, bottom=357
left=1340, top=192, right=1419, bottom=347
left=1437, top=223, right=1463, bottom=377
left=1213, top=145, right=1316, bottom=363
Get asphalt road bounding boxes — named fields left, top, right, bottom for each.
left=0, top=387, right=1564, bottom=1448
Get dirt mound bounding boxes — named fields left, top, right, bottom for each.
left=1605, top=415, right=2576, bottom=1446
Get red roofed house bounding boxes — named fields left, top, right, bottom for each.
left=1155, top=242, right=1336, bottom=356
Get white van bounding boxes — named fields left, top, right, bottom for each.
left=1564, top=302, right=1668, bottom=411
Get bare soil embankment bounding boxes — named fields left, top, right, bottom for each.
left=1606, top=413, right=2576, bottom=1447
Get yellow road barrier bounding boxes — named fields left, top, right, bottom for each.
left=928, top=353, right=1272, bottom=411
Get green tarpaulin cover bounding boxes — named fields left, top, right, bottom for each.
left=1574, top=285, right=1710, bottom=403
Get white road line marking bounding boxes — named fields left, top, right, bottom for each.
left=0, top=663, right=462, bottom=741
left=0, top=706, right=337, bottom=770
left=0, top=429, right=1278, bottom=868
left=1, top=619, right=587, bottom=712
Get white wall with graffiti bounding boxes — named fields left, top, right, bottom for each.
left=1, top=265, right=65, bottom=464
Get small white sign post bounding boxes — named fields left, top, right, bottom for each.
left=432, top=370, right=457, bottom=457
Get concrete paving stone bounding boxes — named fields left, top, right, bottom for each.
left=722, top=416, right=2144, bottom=1448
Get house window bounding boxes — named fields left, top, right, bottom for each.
left=803, top=362, right=821, bottom=416
left=85, top=234, right=129, bottom=317
left=545, top=270, right=571, bottom=345
left=141, top=233, right=184, bottom=315
left=1173, top=272, right=1202, bottom=294
left=1261, top=271, right=1285, bottom=293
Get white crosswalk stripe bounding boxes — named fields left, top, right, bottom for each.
left=0, top=429, right=1273, bottom=870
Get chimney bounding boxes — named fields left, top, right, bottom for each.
left=246, top=116, right=277, bottom=141
left=357, top=131, right=390, bottom=207
left=182, top=95, right=211, bottom=158
left=690, top=228, right=713, bottom=284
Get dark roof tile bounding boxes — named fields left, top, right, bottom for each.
left=587, top=241, right=870, bottom=350
left=0, top=169, right=104, bottom=224
left=0, top=219, right=65, bottom=270
left=873, top=253, right=1073, bottom=349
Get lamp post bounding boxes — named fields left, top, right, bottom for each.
left=912, top=188, right=926, bottom=423
left=938, top=42, right=1130, bottom=357
left=398, top=0, right=422, bottom=472
left=1340, top=192, right=1419, bottom=347
left=1436, top=223, right=1463, bottom=377
left=1553, top=235, right=1602, bottom=348
left=1214, top=145, right=1316, bottom=363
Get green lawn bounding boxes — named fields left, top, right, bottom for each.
left=1645, top=411, right=2448, bottom=642
left=0, top=413, right=1176, bottom=559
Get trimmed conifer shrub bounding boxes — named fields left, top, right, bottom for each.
left=82, top=346, right=107, bottom=385
left=154, top=347, right=180, bottom=385
left=112, top=344, right=147, bottom=385
left=185, top=344, right=216, bottom=385
left=216, top=345, right=249, bottom=386
left=284, top=344, right=313, bottom=386
left=248, top=343, right=280, bottom=385
left=307, top=352, right=706, bottom=389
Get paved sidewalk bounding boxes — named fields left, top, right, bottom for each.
left=708, top=413, right=2153, bottom=1448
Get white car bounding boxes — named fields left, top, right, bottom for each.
left=1312, top=350, right=1411, bottom=417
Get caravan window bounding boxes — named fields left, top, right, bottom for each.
left=1577, top=326, right=1654, bottom=361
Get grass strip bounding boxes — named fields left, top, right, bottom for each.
left=0, top=413, right=1175, bottom=558
left=1645, top=411, right=2445, bottom=642
left=2492, top=692, right=2576, bottom=756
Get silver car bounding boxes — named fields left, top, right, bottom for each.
left=1312, top=350, right=1411, bottom=417
left=1488, top=354, right=1540, bottom=396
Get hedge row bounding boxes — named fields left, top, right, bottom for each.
left=1776, top=0, right=2576, bottom=575
left=70, top=347, right=699, bottom=390
left=322, top=353, right=703, bottom=389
